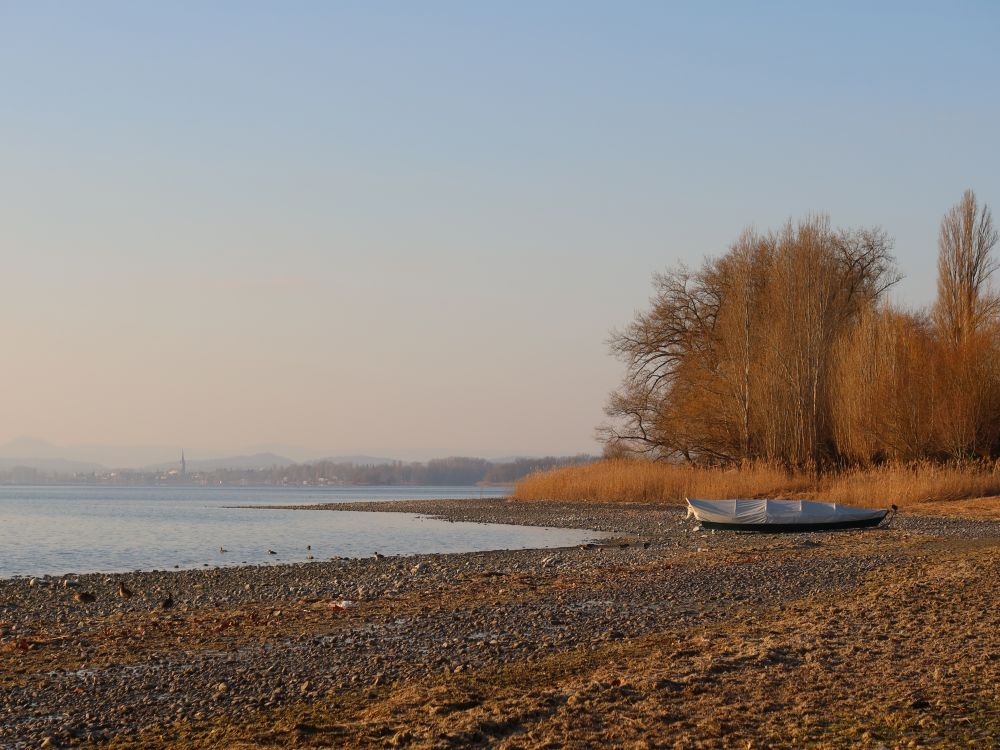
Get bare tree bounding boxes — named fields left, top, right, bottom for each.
left=603, top=217, right=899, bottom=468
left=600, top=263, right=724, bottom=460
left=934, top=190, right=999, bottom=346
left=831, top=306, right=939, bottom=463
left=601, top=197, right=1000, bottom=466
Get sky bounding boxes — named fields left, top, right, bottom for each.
left=1, top=1, right=999, bottom=463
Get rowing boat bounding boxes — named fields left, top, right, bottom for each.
left=686, top=497, right=894, bottom=532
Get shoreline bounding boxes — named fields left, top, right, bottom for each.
left=2, top=499, right=999, bottom=748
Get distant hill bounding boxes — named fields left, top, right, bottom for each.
left=142, top=453, right=296, bottom=472
left=0, top=437, right=591, bottom=481
left=0, top=436, right=180, bottom=470
left=0, top=456, right=106, bottom=473
left=0, top=436, right=61, bottom=457
left=314, top=455, right=397, bottom=466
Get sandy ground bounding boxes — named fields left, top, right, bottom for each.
left=907, top=496, right=1000, bottom=520
left=1, top=500, right=998, bottom=749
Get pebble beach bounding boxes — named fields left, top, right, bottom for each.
left=2, top=499, right=998, bottom=748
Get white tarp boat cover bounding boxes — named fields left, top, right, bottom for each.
left=686, top=498, right=886, bottom=525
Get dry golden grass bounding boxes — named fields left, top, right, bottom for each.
left=512, top=459, right=811, bottom=504
left=819, top=462, right=1000, bottom=507
left=512, top=458, right=1000, bottom=509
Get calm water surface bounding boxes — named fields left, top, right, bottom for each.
left=0, top=485, right=601, bottom=578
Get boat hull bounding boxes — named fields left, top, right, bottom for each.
left=699, top=512, right=888, bottom=533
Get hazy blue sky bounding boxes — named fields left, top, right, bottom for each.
left=2, top=2, right=998, bottom=462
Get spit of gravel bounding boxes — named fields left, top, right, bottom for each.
left=2, top=501, right=997, bottom=748
left=292, top=497, right=1000, bottom=538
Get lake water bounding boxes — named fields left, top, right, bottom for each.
left=0, top=485, right=601, bottom=578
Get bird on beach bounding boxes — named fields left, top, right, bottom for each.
left=307, top=545, right=311, bottom=550
left=219, top=546, right=228, bottom=553
left=267, top=549, right=277, bottom=555
left=117, top=582, right=133, bottom=599
left=372, top=551, right=384, bottom=560
left=160, top=592, right=174, bottom=610
left=73, top=591, right=96, bottom=604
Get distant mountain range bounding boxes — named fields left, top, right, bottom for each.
left=0, top=437, right=189, bottom=471
left=314, top=455, right=396, bottom=466
left=141, top=454, right=398, bottom=471
left=0, top=456, right=107, bottom=473
left=0, top=438, right=414, bottom=474
left=0, top=438, right=299, bottom=473
left=0, top=437, right=586, bottom=476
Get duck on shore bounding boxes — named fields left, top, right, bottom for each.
left=73, top=591, right=96, bottom=604
left=117, top=582, right=133, bottom=599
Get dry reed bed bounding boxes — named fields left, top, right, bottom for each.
left=512, top=459, right=1000, bottom=508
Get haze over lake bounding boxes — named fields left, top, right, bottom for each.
left=0, top=486, right=602, bottom=578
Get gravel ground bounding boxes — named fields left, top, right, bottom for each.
left=2, top=500, right=998, bottom=749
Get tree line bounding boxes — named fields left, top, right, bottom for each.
left=225, top=455, right=594, bottom=485
left=603, top=190, right=1000, bottom=469
left=1, top=455, right=596, bottom=486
